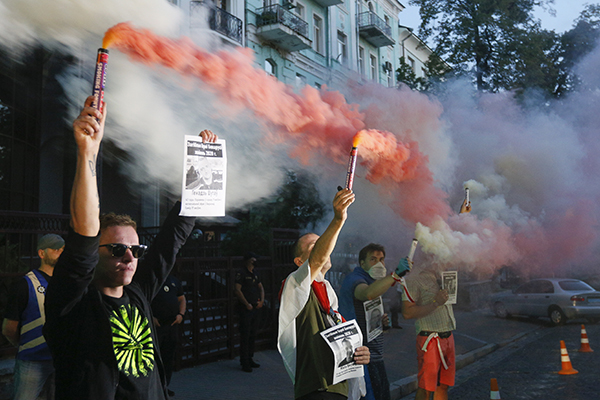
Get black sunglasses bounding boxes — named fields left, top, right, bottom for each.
left=99, top=243, right=148, bottom=258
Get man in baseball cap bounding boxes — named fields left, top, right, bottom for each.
left=3, top=233, right=65, bottom=399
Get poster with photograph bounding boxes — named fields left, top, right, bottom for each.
left=180, top=136, right=227, bottom=217
left=442, top=271, right=458, bottom=305
left=363, top=296, right=384, bottom=342
left=320, top=320, right=364, bottom=385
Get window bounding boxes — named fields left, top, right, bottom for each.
left=337, top=31, right=347, bottom=65
left=386, top=68, right=392, bottom=87
left=313, top=15, right=323, bottom=54
left=315, top=82, right=321, bottom=89
left=407, top=56, right=415, bottom=72
left=294, top=3, right=305, bottom=19
left=384, top=15, right=390, bottom=26
left=559, top=280, right=594, bottom=291
left=296, top=73, right=307, bottom=88
left=358, top=46, right=365, bottom=76
left=265, top=59, right=276, bottom=77
left=0, top=50, right=43, bottom=211
left=370, top=54, right=377, bottom=80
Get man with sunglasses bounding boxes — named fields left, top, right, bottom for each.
left=43, top=96, right=217, bottom=400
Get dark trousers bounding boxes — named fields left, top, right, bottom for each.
left=367, top=360, right=390, bottom=400
left=389, top=290, right=403, bottom=327
left=156, top=323, right=178, bottom=386
left=238, top=308, right=258, bottom=366
left=297, top=391, right=347, bottom=400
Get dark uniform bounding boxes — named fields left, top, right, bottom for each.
left=235, top=267, right=262, bottom=369
left=151, top=275, right=184, bottom=387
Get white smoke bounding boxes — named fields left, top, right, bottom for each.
left=2, top=0, right=600, bottom=275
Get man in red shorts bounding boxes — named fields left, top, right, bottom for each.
left=400, top=198, right=470, bottom=400
left=402, top=265, right=453, bottom=400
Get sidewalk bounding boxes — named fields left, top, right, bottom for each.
left=170, top=309, right=543, bottom=399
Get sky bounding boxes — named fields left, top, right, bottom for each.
left=399, top=0, right=596, bottom=34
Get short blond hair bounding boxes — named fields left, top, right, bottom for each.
left=100, top=213, right=137, bottom=232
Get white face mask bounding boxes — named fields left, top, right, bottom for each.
left=368, top=262, right=387, bottom=279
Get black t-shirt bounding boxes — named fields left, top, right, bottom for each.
left=235, top=268, right=261, bottom=307
left=4, top=270, right=52, bottom=321
left=151, top=275, right=184, bottom=326
left=102, top=292, right=163, bottom=400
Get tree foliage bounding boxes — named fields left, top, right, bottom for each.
left=396, top=52, right=451, bottom=92
left=220, top=169, right=326, bottom=257
left=410, top=0, right=553, bottom=91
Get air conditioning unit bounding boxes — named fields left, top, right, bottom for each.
left=283, top=0, right=296, bottom=9
left=383, top=61, right=392, bottom=71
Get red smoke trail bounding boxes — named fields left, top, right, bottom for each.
left=103, top=22, right=451, bottom=225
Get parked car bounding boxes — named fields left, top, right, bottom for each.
left=490, top=278, right=600, bottom=325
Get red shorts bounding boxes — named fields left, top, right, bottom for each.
left=416, top=333, right=455, bottom=392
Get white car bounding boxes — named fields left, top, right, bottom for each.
left=490, top=278, right=600, bottom=325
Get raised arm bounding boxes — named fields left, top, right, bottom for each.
left=70, top=96, right=106, bottom=236
left=308, top=189, right=354, bottom=281
left=402, top=289, right=448, bottom=320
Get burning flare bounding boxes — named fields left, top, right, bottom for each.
left=100, top=22, right=449, bottom=225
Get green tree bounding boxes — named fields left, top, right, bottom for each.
left=493, top=25, right=562, bottom=98
left=555, top=4, right=600, bottom=97
left=397, top=52, right=452, bottom=92
left=220, top=169, right=326, bottom=256
left=411, top=0, right=554, bottom=91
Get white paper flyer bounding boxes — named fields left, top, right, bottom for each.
left=442, top=271, right=458, bottom=305
left=180, top=136, right=227, bottom=217
left=363, top=296, right=384, bottom=342
left=320, top=320, right=364, bottom=385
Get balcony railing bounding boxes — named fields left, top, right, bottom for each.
left=208, top=6, right=243, bottom=45
left=357, top=11, right=395, bottom=47
left=190, top=1, right=243, bottom=45
left=256, top=4, right=309, bottom=39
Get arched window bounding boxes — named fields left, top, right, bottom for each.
left=265, top=59, right=276, bottom=77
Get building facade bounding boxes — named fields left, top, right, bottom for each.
left=0, top=0, right=438, bottom=224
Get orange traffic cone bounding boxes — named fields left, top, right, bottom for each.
left=490, top=378, right=501, bottom=400
left=578, top=324, right=594, bottom=352
left=558, top=340, right=578, bottom=375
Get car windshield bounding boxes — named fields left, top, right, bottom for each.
left=558, top=280, right=594, bottom=291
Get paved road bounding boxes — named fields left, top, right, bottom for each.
left=169, top=309, right=550, bottom=399
left=402, top=322, right=600, bottom=400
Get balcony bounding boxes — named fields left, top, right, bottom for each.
left=208, top=7, right=243, bottom=45
left=311, top=0, right=343, bottom=7
left=256, top=4, right=312, bottom=52
left=190, top=1, right=243, bottom=45
left=358, top=11, right=395, bottom=47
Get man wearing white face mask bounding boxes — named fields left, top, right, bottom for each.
left=339, top=244, right=407, bottom=400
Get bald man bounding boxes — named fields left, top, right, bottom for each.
left=278, top=190, right=370, bottom=400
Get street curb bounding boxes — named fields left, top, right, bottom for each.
left=389, top=328, right=540, bottom=399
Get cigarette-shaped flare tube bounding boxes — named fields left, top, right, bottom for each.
left=91, top=48, right=109, bottom=113
left=344, top=146, right=358, bottom=190
left=407, top=238, right=418, bottom=261
left=465, top=187, right=470, bottom=204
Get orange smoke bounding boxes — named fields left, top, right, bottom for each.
left=102, top=22, right=451, bottom=225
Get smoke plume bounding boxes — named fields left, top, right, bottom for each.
left=1, top=0, right=600, bottom=277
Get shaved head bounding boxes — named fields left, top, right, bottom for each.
left=293, top=233, right=319, bottom=266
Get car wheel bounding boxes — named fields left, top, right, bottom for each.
left=494, top=302, right=509, bottom=318
left=549, top=306, right=567, bottom=326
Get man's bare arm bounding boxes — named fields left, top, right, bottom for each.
left=402, top=289, right=448, bottom=320
left=2, top=319, right=19, bottom=347
left=308, top=189, right=354, bottom=281
left=354, top=275, right=397, bottom=301
left=70, top=96, right=106, bottom=236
